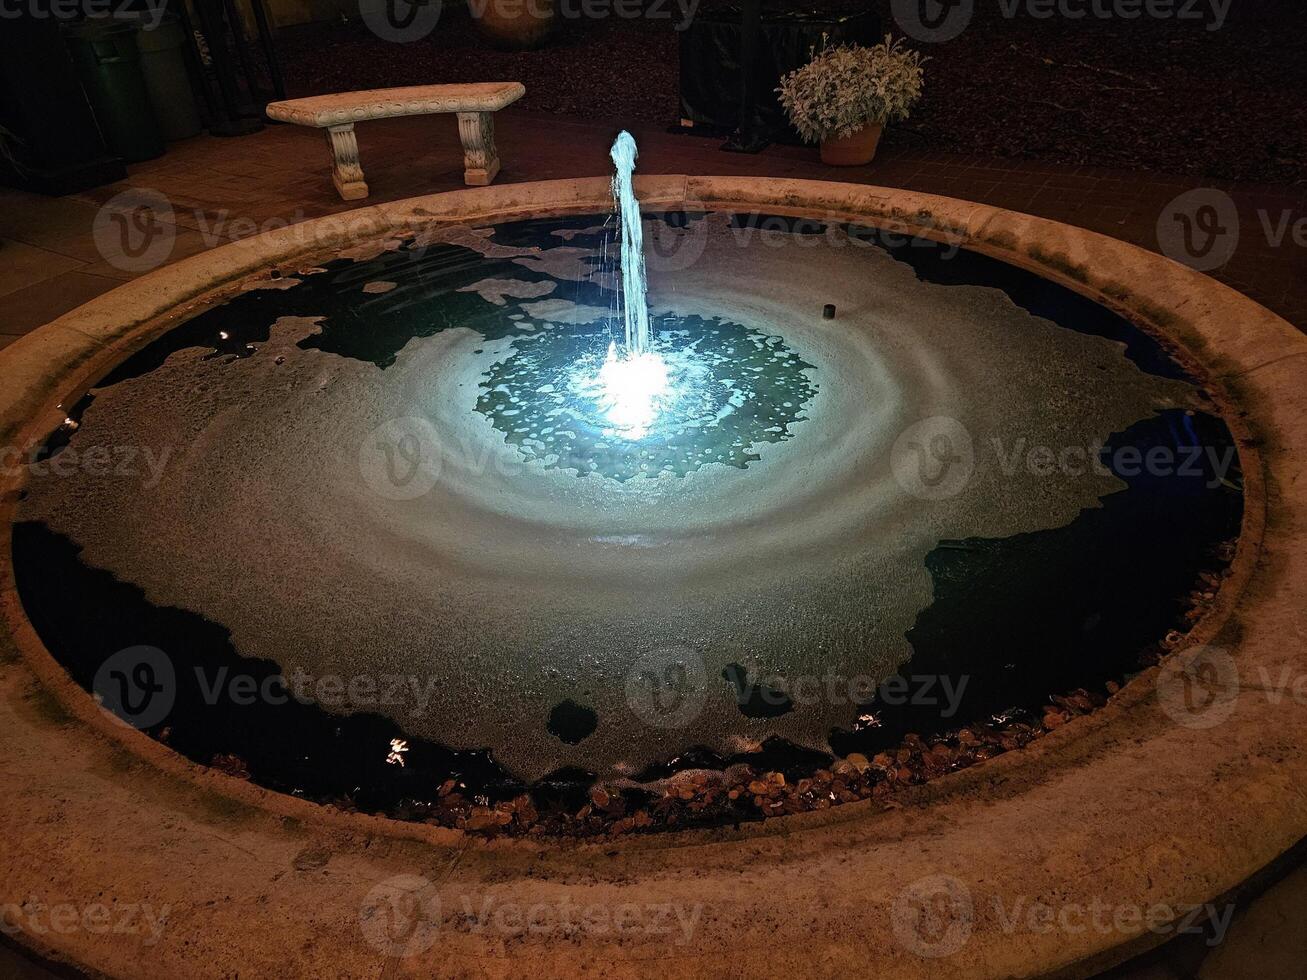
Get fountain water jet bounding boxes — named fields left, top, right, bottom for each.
left=610, top=130, right=651, bottom=355
left=588, top=131, right=670, bottom=442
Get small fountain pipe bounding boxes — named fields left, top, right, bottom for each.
left=610, top=131, right=651, bottom=356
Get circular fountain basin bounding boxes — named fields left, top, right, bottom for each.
left=2, top=177, right=1305, bottom=980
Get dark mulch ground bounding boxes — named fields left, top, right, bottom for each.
left=277, top=0, right=1306, bottom=184
left=278, top=4, right=681, bottom=126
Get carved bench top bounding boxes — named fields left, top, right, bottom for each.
left=266, top=83, right=525, bottom=128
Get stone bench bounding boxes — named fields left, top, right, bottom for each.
left=266, top=82, right=526, bottom=201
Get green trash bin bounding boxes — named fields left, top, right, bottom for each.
left=64, top=18, right=164, bottom=163
left=118, top=12, right=202, bottom=141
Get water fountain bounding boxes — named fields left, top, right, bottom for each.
left=591, top=131, right=670, bottom=441
left=1, top=157, right=1248, bottom=836
left=2, top=151, right=1298, bottom=980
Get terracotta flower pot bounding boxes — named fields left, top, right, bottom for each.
left=819, top=121, right=884, bottom=167
left=472, top=0, right=557, bottom=50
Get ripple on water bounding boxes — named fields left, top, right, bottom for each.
left=13, top=211, right=1228, bottom=783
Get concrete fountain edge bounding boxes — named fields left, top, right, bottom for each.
left=0, top=177, right=1304, bottom=979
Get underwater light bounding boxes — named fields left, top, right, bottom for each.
left=593, top=342, right=670, bottom=441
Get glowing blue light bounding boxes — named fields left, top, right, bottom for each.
left=562, top=133, right=679, bottom=443
left=590, top=342, right=670, bottom=441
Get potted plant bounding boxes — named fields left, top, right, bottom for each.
left=777, top=35, right=926, bottom=167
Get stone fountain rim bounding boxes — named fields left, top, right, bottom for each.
left=0, top=176, right=1303, bottom=980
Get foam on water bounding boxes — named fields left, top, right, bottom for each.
left=16, top=213, right=1207, bottom=781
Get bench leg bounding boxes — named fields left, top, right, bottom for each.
left=457, top=111, right=501, bottom=186
left=325, top=124, right=369, bottom=201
